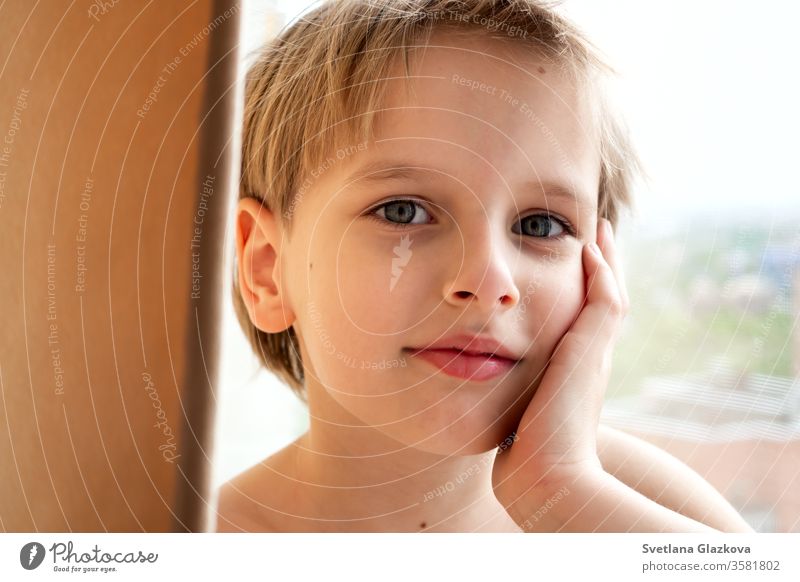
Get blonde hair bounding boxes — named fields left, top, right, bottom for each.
left=234, top=0, right=642, bottom=401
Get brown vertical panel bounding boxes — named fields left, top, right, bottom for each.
left=0, top=0, right=239, bottom=531
left=175, top=0, right=241, bottom=533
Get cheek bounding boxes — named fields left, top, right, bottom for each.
left=332, top=232, right=434, bottom=335
left=517, top=256, right=584, bottom=355
left=294, top=234, right=412, bottom=385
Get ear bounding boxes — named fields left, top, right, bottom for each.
left=235, top=197, right=295, bottom=333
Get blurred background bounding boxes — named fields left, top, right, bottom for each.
left=214, top=0, right=800, bottom=532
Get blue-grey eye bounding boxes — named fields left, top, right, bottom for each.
left=375, top=200, right=431, bottom=225
left=513, top=214, right=565, bottom=238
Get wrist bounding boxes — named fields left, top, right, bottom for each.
left=504, top=462, right=607, bottom=532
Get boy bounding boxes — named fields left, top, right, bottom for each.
left=217, top=0, right=753, bottom=532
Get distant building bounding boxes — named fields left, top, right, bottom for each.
left=761, top=244, right=800, bottom=313
left=721, top=274, right=776, bottom=314
left=688, top=275, right=720, bottom=315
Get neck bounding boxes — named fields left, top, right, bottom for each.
left=291, top=379, right=510, bottom=532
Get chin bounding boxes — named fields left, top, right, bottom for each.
left=399, top=407, right=524, bottom=457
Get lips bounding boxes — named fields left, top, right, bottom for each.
left=405, top=333, right=522, bottom=381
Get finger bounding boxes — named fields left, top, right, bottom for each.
left=597, top=218, right=629, bottom=313
left=552, top=241, right=624, bottom=375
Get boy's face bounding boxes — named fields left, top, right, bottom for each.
left=257, top=30, right=601, bottom=455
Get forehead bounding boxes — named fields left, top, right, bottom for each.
left=313, top=29, right=600, bottom=212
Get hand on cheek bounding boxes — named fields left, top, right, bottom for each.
left=492, top=218, right=629, bottom=523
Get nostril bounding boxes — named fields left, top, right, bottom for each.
left=455, top=291, right=472, bottom=299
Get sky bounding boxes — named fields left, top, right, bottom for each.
left=563, top=0, right=800, bottom=224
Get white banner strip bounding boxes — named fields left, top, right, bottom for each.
left=2, top=533, right=798, bottom=580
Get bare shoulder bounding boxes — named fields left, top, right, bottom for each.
left=596, top=423, right=663, bottom=467
left=596, top=423, right=698, bottom=476
left=214, top=446, right=297, bottom=533
left=215, top=474, right=275, bottom=532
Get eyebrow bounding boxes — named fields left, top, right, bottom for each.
left=344, top=159, right=589, bottom=207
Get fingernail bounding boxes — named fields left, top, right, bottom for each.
left=589, top=242, right=601, bottom=255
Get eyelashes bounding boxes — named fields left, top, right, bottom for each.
left=512, top=214, right=573, bottom=238
left=364, top=197, right=577, bottom=238
left=366, top=199, right=434, bottom=228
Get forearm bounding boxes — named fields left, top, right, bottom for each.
left=509, top=469, right=719, bottom=533
left=596, top=425, right=754, bottom=532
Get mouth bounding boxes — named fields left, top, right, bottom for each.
left=404, top=347, right=520, bottom=382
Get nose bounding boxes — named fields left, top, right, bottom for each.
left=442, top=222, right=520, bottom=313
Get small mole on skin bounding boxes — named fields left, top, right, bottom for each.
left=309, top=262, right=312, bottom=270
left=537, top=66, right=546, bottom=74
left=420, top=521, right=426, bottom=529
